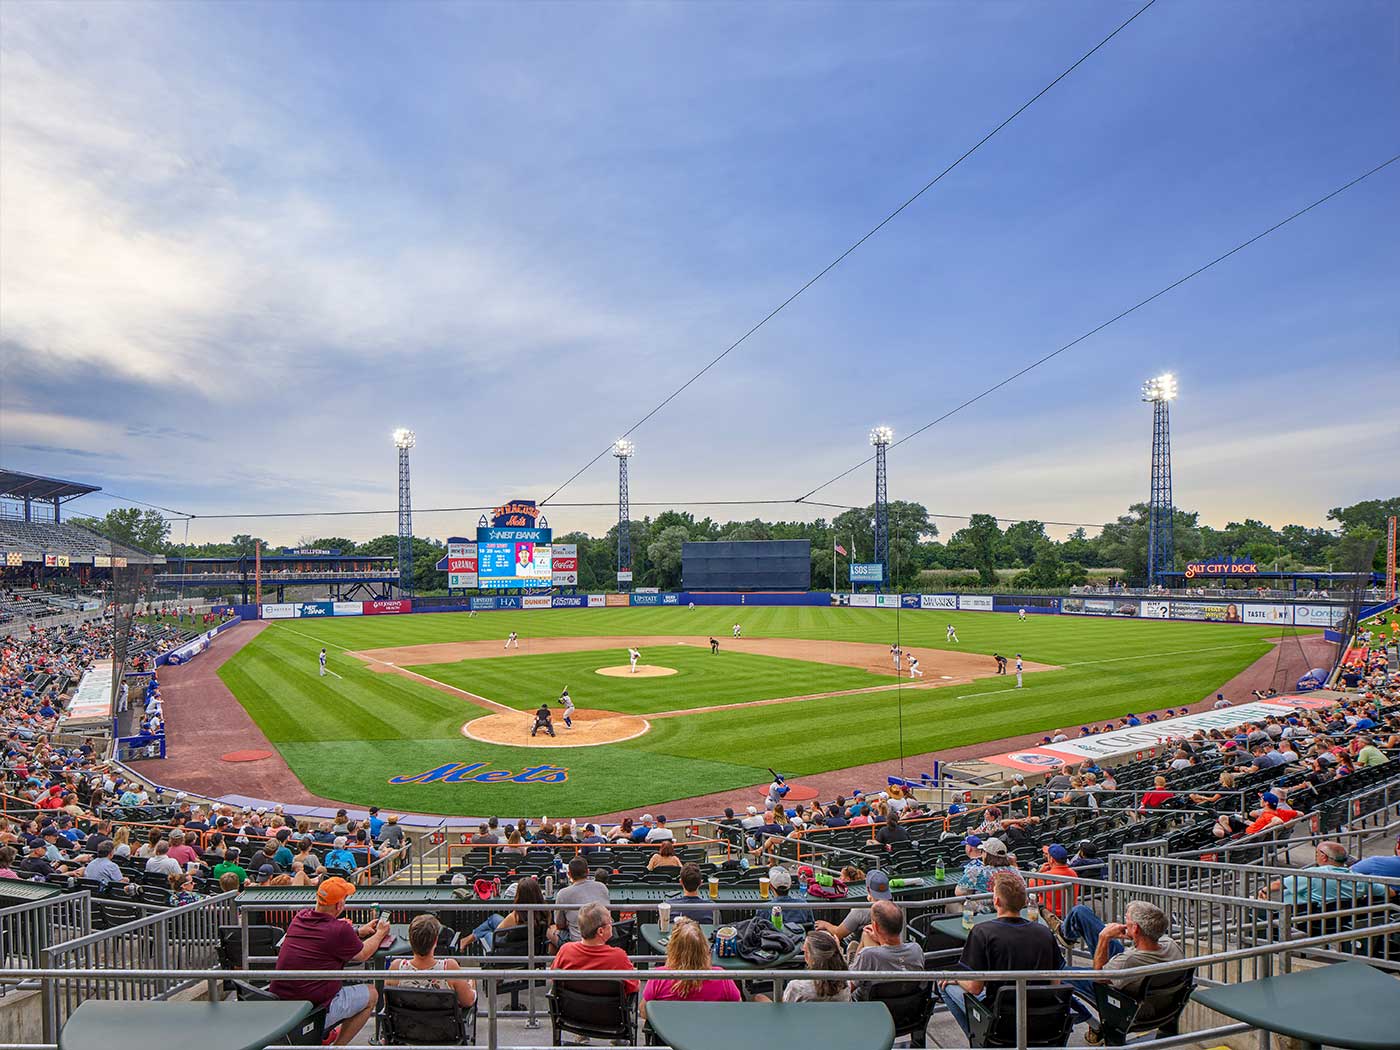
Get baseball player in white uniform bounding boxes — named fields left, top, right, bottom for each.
left=504, top=631, right=519, bottom=650
left=628, top=647, right=641, bottom=673
left=909, top=655, right=923, bottom=679
left=559, top=687, right=575, bottom=728
left=1018, top=607, right=1027, bottom=621
left=946, top=624, right=959, bottom=643
left=1015, top=654, right=1024, bottom=689
left=732, top=623, right=742, bottom=638
left=318, top=648, right=327, bottom=677
left=890, top=644, right=902, bottom=671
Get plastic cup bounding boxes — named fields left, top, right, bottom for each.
left=658, top=901, right=671, bottom=933
left=759, top=877, right=770, bottom=900
left=708, top=876, right=720, bottom=900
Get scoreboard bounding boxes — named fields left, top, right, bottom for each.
left=477, top=527, right=552, bottom=590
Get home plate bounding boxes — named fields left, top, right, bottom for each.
left=941, top=675, right=954, bottom=680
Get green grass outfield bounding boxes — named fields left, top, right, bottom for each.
left=217, top=607, right=1310, bottom=816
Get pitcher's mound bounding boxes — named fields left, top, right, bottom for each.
left=462, top=708, right=651, bottom=748
left=596, top=664, right=677, bottom=678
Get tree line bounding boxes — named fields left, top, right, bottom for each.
left=71, top=495, right=1394, bottom=594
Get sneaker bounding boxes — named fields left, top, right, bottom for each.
left=1043, top=911, right=1071, bottom=950
left=1084, top=1025, right=1104, bottom=1045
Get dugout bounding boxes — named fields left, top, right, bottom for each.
left=682, top=539, right=810, bottom=591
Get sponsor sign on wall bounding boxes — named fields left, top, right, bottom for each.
left=587, top=594, right=607, bottom=608
left=1243, top=603, right=1292, bottom=624
left=1169, top=601, right=1243, bottom=623
left=617, top=570, right=633, bottom=583
left=850, top=562, right=884, bottom=583
left=495, top=596, right=522, bottom=610
left=848, top=593, right=877, bottom=608
left=447, top=541, right=478, bottom=589
left=874, top=594, right=900, bottom=608
left=1183, top=557, right=1258, bottom=579
left=1293, top=604, right=1349, bottom=626
left=471, top=597, right=498, bottom=611
left=1141, top=600, right=1170, bottom=619
left=605, top=593, right=630, bottom=607
left=630, top=592, right=681, bottom=606
left=522, top=595, right=552, bottom=610
left=900, top=594, right=920, bottom=608
left=297, top=602, right=333, bottom=618
left=552, top=595, right=585, bottom=608
left=958, top=595, right=993, bottom=611
left=261, top=603, right=297, bottom=619
left=363, top=599, right=412, bottom=615
left=920, top=594, right=958, bottom=610
left=551, top=544, right=578, bottom=587
left=332, top=601, right=363, bottom=616
left=1063, top=598, right=1138, bottom=617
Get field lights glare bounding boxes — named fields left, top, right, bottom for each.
left=392, top=428, right=416, bottom=449
left=869, top=425, right=894, bottom=447
left=613, top=438, right=635, bottom=458
left=1141, top=374, right=1179, bottom=403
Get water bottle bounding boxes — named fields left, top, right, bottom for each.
left=935, top=860, right=947, bottom=882
left=545, top=874, right=555, bottom=898
left=771, top=905, right=783, bottom=931
left=961, top=900, right=975, bottom=932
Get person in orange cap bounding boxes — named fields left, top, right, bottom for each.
left=269, top=876, right=392, bottom=1045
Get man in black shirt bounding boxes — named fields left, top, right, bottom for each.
left=530, top=703, right=555, bottom=737
left=938, top=870, right=1063, bottom=1039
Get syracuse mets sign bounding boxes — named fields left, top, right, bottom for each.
left=389, top=761, right=569, bottom=786
left=1184, top=557, right=1258, bottom=579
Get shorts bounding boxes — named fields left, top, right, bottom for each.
left=325, top=982, right=373, bottom=1027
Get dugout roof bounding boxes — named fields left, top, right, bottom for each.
left=0, top=468, right=100, bottom=504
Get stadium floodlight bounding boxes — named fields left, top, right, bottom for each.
left=1141, top=374, right=1178, bottom=403
left=869, top=425, right=894, bottom=447
left=392, top=427, right=417, bottom=450
left=613, top=438, right=635, bottom=458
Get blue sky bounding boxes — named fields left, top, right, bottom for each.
left=2, top=1, right=1396, bottom=544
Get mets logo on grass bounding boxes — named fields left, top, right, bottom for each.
left=388, top=762, right=569, bottom=786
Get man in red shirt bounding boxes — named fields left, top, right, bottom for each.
left=1244, top=792, right=1301, bottom=836
left=1138, top=776, right=1175, bottom=810
left=553, top=902, right=638, bottom=995
left=270, top=876, right=391, bottom=1045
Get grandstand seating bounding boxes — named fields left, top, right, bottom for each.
left=0, top=519, right=152, bottom=560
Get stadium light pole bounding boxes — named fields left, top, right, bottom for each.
left=613, top=439, right=634, bottom=592
left=1141, top=374, right=1178, bottom=589
left=393, top=428, right=416, bottom=598
left=870, top=426, right=893, bottom=590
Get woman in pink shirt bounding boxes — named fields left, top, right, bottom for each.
left=640, top=919, right=741, bottom=1020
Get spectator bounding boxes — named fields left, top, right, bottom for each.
left=459, top=875, right=554, bottom=952
left=323, top=836, right=358, bottom=875
left=1350, top=835, right=1400, bottom=881
left=814, top=868, right=890, bottom=942
left=554, top=856, right=610, bottom=943
left=1355, top=736, right=1389, bottom=767
left=1139, top=776, right=1175, bottom=811
left=639, top=918, right=740, bottom=1019
left=783, top=929, right=851, bottom=1002
left=647, top=841, right=682, bottom=871
left=144, top=839, right=182, bottom=878
left=388, top=914, right=477, bottom=1009
left=938, top=871, right=1063, bottom=1039
left=645, top=814, right=675, bottom=843
left=954, top=837, right=988, bottom=899
left=270, top=877, right=391, bottom=1047
left=578, top=824, right=607, bottom=853
left=553, top=902, right=638, bottom=993
left=670, top=864, right=715, bottom=924
left=84, top=840, right=126, bottom=886
left=874, top=810, right=911, bottom=851
left=218, top=871, right=241, bottom=893
left=1244, top=793, right=1301, bottom=836
left=212, top=848, right=247, bottom=886
left=168, top=870, right=202, bottom=907
left=762, top=865, right=814, bottom=927
left=1257, top=842, right=1356, bottom=905
left=848, top=899, right=923, bottom=999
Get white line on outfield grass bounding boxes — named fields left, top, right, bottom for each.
left=1064, top=642, right=1263, bottom=666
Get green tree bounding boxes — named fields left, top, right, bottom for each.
left=1327, top=497, right=1400, bottom=534
left=948, top=514, right=1003, bottom=585
left=646, top=525, right=690, bottom=590
left=1002, top=519, right=1049, bottom=567
left=71, top=508, right=171, bottom=553
left=307, top=537, right=358, bottom=553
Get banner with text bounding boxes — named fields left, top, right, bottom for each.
left=587, top=594, right=607, bottom=608
left=850, top=562, right=884, bottom=583
left=522, top=595, right=552, bottom=610
left=958, top=595, right=993, bottom=611
left=332, top=601, right=364, bottom=616
left=551, top=544, right=578, bottom=587
left=363, top=599, right=412, bottom=615
left=920, top=594, right=958, bottom=610
left=447, top=541, right=479, bottom=589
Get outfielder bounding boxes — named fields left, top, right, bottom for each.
left=318, top=648, right=327, bottom=677
left=946, top=624, right=959, bottom=643
left=732, top=623, right=742, bottom=638
left=559, top=687, right=575, bottom=728
left=628, top=647, right=641, bottom=673
left=909, top=655, right=923, bottom=679
left=504, top=631, right=519, bottom=650
left=1018, top=607, right=1027, bottom=621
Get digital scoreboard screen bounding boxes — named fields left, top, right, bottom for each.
left=476, top=527, right=552, bottom=590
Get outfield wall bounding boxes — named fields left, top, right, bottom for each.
left=218, top=591, right=1351, bottom=627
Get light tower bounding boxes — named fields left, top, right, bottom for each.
left=613, top=439, right=634, bottom=590
left=1141, top=374, right=1178, bottom=588
left=393, top=428, right=416, bottom=597
left=870, top=426, right=893, bottom=588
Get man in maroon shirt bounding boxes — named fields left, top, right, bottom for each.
left=270, top=876, right=390, bottom=1045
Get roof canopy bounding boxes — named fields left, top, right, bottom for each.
left=0, top=468, right=100, bottom=503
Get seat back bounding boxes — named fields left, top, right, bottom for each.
left=230, top=982, right=325, bottom=1046
left=381, top=986, right=471, bottom=1046
left=967, top=985, right=1075, bottom=1048
left=1094, top=970, right=1195, bottom=1044
left=866, top=980, right=934, bottom=1038
left=549, top=979, right=633, bottom=1040
left=218, top=925, right=282, bottom=970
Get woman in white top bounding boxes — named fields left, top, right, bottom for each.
left=388, top=914, right=476, bottom=1008
left=782, top=930, right=851, bottom=1002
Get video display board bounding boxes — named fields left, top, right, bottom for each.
left=682, top=539, right=810, bottom=591
left=477, top=527, right=552, bottom=590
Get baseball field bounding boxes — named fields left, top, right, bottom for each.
left=207, top=606, right=1313, bottom=816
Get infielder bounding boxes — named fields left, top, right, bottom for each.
left=946, top=624, right=959, bottom=643
left=732, top=623, right=742, bottom=638
left=504, top=631, right=519, bottom=650
left=1015, top=653, right=1024, bottom=689
left=318, top=648, right=327, bottom=677
left=890, top=644, right=902, bottom=671
left=559, top=687, right=575, bottom=728
left=628, top=647, right=641, bottom=673
left=909, top=655, right=923, bottom=679
left=710, top=637, right=720, bottom=655
left=1018, top=607, right=1027, bottom=621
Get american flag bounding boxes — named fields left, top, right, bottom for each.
left=834, top=543, right=847, bottom=556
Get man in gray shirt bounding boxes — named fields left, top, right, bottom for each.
left=848, top=900, right=924, bottom=999
left=553, top=857, right=610, bottom=942
left=84, top=841, right=127, bottom=886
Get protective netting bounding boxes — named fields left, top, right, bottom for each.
left=107, top=537, right=152, bottom=737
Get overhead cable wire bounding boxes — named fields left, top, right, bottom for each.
left=538, top=0, right=1160, bottom=507
left=793, top=152, right=1400, bottom=503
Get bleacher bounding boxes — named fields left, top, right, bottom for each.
left=0, top=518, right=152, bottom=562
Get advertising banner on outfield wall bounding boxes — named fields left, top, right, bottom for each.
left=552, top=596, right=585, bottom=608
left=920, top=594, right=958, bottom=610
left=850, top=563, right=884, bottom=583
left=446, top=541, right=478, bottom=589
left=551, top=544, right=578, bottom=587
left=587, top=594, right=607, bottom=608
left=1141, top=600, right=1170, bottom=619
left=363, top=599, right=412, bottom=615
left=332, top=601, right=363, bottom=616
left=874, top=594, right=900, bottom=608
left=958, top=595, right=993, bottom=611
left=297, top=602, right=333, bottom=618
left=261, top=603, right=296, bottom=619
left=848, top=593, right=877, bottom=608
left=522, top=595, right=552, bottom=610
left=471, top=597, right=498, bottom=611
left=901, top=594, right=920, bottom=608
left=605, top=593, right=629, bottom=607
left=1243, top=603, right=1292, bottom=624
left=496, top=597, right=522, bottom=610
left=1169, top=601, right=1242, bottom=623
left=1063, top=598, right=1139, bottom=617
left=629, top=593, right=681, bottom=606
left=1293, top=604, right=1349, bottom=626
left=617, top=570, right=633, bottom=583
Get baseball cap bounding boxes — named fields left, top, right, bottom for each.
left=1047, top=844, right=1069, bottom=862
left=641, top=813, right=654, bottom=823
left=981, top=837, right=1009, bottom=857
left=1261, top=792, right=1280, bottom=805
left=656, top=814, right=667, bottom=823
left=746, top=806, right=758, bottom=815
left=257, top=864, right=276, bottom=877
left=316, top=876, right=357, bottom=907
left=768, top=865, right=792, bottom=890
left=333, top=836, right=348, bottom=847
left=866, top=869, right=892, bottom=900
left=450, top=874, right=468, bottom=887
left=962, top=835, right=983, bottom=848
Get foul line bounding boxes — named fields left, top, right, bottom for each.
left=1064, top=642, right=1263, bottom=667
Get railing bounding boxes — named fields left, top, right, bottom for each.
left=5, top=921, right=1394, bottom=1050
left=0, top=893, right=92, bottom=992
left=38, top=889, right=238, bottom=1040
